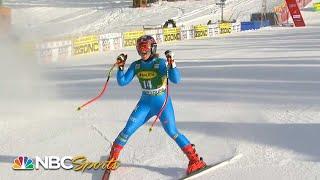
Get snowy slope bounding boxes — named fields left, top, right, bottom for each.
left=1, top=1, right=320, bottom=180
left=4, top=0, right=282, bottom=39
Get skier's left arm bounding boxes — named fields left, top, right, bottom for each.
left=160, top=50, right=181, bottom=84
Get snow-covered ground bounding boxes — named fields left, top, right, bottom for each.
left=4, top=0, right=281, bottom=39
left=1, top=0, right=320, bottom=180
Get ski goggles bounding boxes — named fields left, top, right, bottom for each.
left=137, top=42, right=151, bottom=55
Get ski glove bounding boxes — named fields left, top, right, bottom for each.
left=165, top=50, right=176, bottom=68
left=116, top=53, right=127, bottom=71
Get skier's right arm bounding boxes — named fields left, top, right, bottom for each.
left=116, top=57, right=136, bottom=86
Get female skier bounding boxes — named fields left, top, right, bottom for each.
left=105, top=35, right=206, bottom=176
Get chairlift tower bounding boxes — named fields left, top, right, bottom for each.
left=261, top=0, right=267, bottom=23
left=216, top=0, right=226, bottom=22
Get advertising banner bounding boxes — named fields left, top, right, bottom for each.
left=36, top=40, right=72, bottom=63
left=232, top=22, right=241, bottom=32
left=314, top=2, right=320, bottom=11
left=58, top=46, right=71, bottom=61
left=73, top=35, right=99, bottom=56
left=123, top=31, right=145, bottom=47
left=180, top=26, right=194, bottom=40
left=163, top=28, right=181, bottom=42
left=194, top=25, right=208, bottom=39
left=219, top=23, right=232, bottom=34
left=100, top=33, right=123, bottom=52
left=208, top=24, right=219, bottom=37
left=38, top=48, right=53, bottom=63
left=285, top=0, right=305, bottom=27
left=144, top=29, right=164, bottom=43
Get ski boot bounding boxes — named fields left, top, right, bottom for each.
left=102, top=143, right=123, bottom=180
left=182, top=144, right=206, bottom=175
left=107, top=143, right=123, bottom=168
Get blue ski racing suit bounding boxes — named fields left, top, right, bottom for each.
left=114, top=56, right=191, bottom=149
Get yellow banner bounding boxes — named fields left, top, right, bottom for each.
left=73, top=35, right=99, bottom=56
left=194, top=25, right=208, bottom=39
left=219, top=23, right=232, bottom=34
left=314, top=2, right=320, bottom=11
left=123, top=31, right=145, bottom=47
left=163, top=28, right=181, bottom=42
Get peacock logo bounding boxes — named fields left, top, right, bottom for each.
left=12, top=156, right=34, bottom=170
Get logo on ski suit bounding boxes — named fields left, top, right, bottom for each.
left=137, top=71, right=157, bottom=80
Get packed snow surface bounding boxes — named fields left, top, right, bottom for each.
left=1, top=0, right=320, bottom=180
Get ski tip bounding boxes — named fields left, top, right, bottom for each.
left=179, top=153, right=243, bottom=180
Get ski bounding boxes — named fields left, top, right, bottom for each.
left=101, top=169, right=111, bottom=180
left=179, top=154, right=243, bottom=180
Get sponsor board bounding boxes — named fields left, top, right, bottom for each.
left=219, top=23, right=232, bottom=34
left=314, top=2, right=320, bottom=11
left=123, top=31, right=145, bottom=47
left=163, top=28, right=181, bottom=42
left=100, top=33, right=123, bottom=51
left=73, top=35, right=99, bottom=56
left=194, top=25, right=208, bottom=39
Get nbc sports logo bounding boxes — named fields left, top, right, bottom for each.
left=12, top=155, right=120, bottom=171
left=12, top=156, right=72, bottom=170
left=12, top=156, right=34, bottom=170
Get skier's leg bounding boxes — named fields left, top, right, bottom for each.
left=108, top=100, right=150, bottom=163
left=114, top=102, right=150, bottom=146
left=159, top=98, right=206, bottom=175
left=159, top=98, right=190, bottom=148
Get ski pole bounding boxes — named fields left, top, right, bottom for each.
left=77, top=63, right=117, bottom=111
left=149, top=66, right=170, bottom=132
